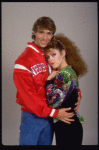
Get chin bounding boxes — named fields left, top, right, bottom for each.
left=40, top=44, right=47, bottom=48
left=40, top=42, right=48, bottom=47
left=52, top=66, right=58, bottom=70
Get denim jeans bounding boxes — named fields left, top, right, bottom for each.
left=19, top=111, right=54, bottom=145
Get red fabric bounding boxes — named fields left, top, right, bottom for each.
left=78, top=88, right=82, bottom=97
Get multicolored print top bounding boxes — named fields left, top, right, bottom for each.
left=46, top=65, right=79, bottom=108
left=45, top=65, right=85, bottom=123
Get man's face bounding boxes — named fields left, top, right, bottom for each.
left=34, top=29, right=53, bottom=48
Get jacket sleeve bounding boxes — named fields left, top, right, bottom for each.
left=78, top=88, right=82, bottom=97
left=13, top=69, right=59, bottom=118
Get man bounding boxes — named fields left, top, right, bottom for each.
left=13, top=16, right=81, bottom=145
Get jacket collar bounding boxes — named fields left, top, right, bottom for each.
left=27, top=42, right=44, bottom=55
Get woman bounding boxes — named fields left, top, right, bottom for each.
left=44, top=33, right=88, bottom=145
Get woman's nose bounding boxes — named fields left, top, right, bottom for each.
left=48, top=56, right=53, bottom=63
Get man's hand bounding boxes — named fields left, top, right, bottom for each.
left=56, top=108, right=75, bottom=124
left=74, top=93, right=82, bottom=113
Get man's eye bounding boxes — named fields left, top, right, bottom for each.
left=48, top=32, right=52, bottom=35
left=39, top=31, right=43, bottom=33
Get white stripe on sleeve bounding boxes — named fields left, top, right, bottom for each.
left=49, top=109, right=56, bottom=117
left=14, top=64, right=31, bottom=73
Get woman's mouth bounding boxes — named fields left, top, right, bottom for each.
left=50, top=62, right=55, bottom=66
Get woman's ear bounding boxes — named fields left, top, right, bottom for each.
left=61, top=49, right=66, bottom=58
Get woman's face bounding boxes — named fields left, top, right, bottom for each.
left=46, top=48, right=65, bottom=70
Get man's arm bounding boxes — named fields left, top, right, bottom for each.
left=13, top=68, right=59, bottom=118
left=13, top=69, right=75, bottom=123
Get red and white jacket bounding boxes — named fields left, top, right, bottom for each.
left=13, top=42, right=59, bottom=118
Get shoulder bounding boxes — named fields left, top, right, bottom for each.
left=58, top=66, right=78, bottom=83
left=27, top=42, right=40, bottom=54
left=24, top=42, right=41, bottom=57
left=65, top=66, right=77, bottom=77
left=15, top=42, right=40, bottom=62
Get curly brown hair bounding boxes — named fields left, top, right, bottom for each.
left=44, top=33, right=88, bottom=78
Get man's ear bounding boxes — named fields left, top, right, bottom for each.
left=33, top=31, right=36, bottom=36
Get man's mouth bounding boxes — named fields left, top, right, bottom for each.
left=40, top=41, right=48, bottom=45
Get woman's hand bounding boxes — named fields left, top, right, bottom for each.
left=74, top=93, right=82, bottom=113
left=47, top=71, right=59, bottom=80
left=56, top=108, right=75, bottom=124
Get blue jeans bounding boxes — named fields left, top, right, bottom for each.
left=19, top=111, right=54, bottom=145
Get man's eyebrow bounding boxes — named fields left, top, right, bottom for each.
left=38, top=30, right=44, bottom=32
left=47, top=31, right=53, bottom=34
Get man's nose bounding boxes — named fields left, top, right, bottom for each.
left=43, top=34, right=47, bottom=40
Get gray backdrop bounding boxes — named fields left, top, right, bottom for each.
left=2, top=2, right=98, bottom=145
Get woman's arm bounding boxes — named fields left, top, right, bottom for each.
left=46, top=71, right=77, bottom=108
left=46, top=71, right=75, bottom=124
left=47, top=70, right=82, bottom=113
left=74, top=89, right=82, bottom=113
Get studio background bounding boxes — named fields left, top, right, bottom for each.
left=2, top=2, right=98, bottom=145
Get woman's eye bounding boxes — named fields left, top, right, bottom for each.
left=52, top=53, right=56, bottom=57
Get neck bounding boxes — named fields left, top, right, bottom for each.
left=58, top=61, right=68, bottom=71
left=33, top=41, right=44, bottom=52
